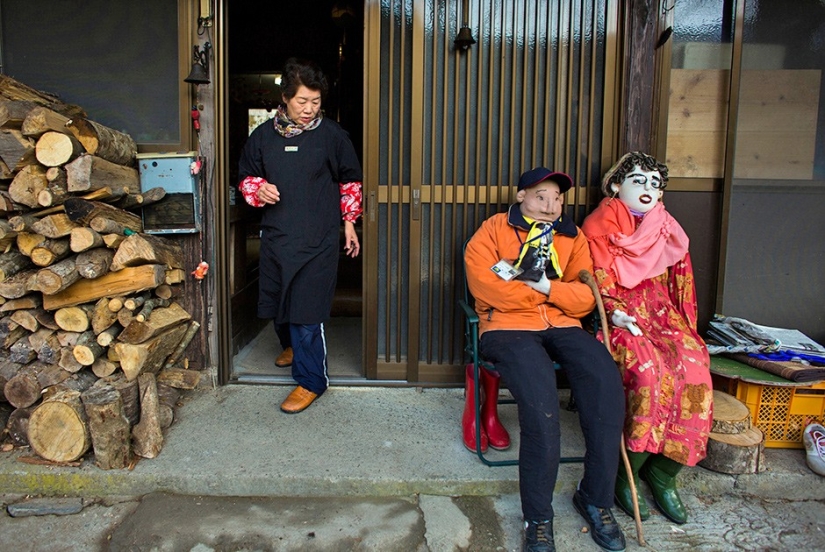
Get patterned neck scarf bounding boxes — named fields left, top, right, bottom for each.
left=272, top=104, right=323, bottom=138
left=514, top=218, right=563, bottom=282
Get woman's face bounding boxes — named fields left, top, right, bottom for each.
left=284, top=85, right=322, bottom=124
left=613, top=164, right=664, bottom=213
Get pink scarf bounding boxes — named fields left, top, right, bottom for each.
left=582, top=198, right=690, bottom=289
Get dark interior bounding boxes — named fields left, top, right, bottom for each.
left=227, top=1, right=364, bottom=366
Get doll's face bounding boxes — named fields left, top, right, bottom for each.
left=517, top=180, right=563, bottom=223
left=612, top=164, right=664, bottom=213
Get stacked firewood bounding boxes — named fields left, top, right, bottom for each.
left=0, top=76, right=202, bottom=469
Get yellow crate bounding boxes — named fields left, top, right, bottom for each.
left=719, top=379, right=825, bottom=448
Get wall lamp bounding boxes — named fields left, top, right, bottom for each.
left=184, top=42, right=212, bottom=85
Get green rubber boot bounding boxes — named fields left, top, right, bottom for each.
left=640, top=454, right=688, bottom=524
left=614, top=451, right=650, bottom=520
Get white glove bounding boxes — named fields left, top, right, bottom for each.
left=612, top=309, right=642, bottom=336
left=525, top=273, right=551, bottom=295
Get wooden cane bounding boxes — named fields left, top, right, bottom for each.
left=579, top=269, right=646, bottom=546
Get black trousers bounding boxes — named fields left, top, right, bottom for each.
left=480, top=326, right=625, bottom=521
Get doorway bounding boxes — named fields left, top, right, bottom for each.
left=225, top=0, right=365, bottom=382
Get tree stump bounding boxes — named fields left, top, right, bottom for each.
left=699, top=427, right=766, bottom=474
left=81, top=382, right=131, bottom=469
left=698, top=390, right=766, bottom=475
left=28, top=388, right=91, bottom=462
left=132, top=373, right=163, bottom=458
left=711, top=389, right=752, bottom=434
left=7, top=406, right=34, bottom=446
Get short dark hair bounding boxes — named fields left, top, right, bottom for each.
left=601, top=151, right=669, bottom=196
left=280, top=58, right=328, bottom=101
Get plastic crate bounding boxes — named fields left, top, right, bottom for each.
left=715, top=377, right=825, bottom=448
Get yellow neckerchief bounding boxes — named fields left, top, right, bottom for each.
left=514, top=216, right=564, bottom=280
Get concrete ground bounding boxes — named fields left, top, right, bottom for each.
left=1, top=385, right=825, bottom=550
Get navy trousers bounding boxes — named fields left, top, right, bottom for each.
left=274, top=321, right=329, bottom=395
left=480, top=326, right=624, bottom=522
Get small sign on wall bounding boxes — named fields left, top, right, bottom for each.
left=137, top=152, right=202, bottom=234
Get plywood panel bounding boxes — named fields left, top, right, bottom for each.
left=734, top=70, right=820, bottom=180
left=667, top=69, right=821, bottom=181
left=667, top=69, right=729, bottom=178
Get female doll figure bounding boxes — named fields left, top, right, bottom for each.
left=581, top=152, right=713, bottom=524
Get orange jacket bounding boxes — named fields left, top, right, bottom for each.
left=465, top=204, right=597, bottom=336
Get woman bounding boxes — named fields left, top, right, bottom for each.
left=581, top=152, right=712, bottom=524
left=238, top=58, right=362, bottom=414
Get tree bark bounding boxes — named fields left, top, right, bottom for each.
left=699, top=427, right=766, bottom=475
left=110, top=234, right=183, bottom=272
left=100, top=373, right=139, bottom=426
left=36, top=256, right=79, bottom=294
left=38, top=167, right=70, bottom=207
left=711, top=390, right=753, bottom=435
left=115, top=323, right=188, bottom=381
left=76, top=248, right=114, bottom=279
left=118, top=302, right=190, bottom=345
left=91, top=297, right=118, bottom=335
left=0, top=250, right=33, bottom=282
left=7, top=406, right=34, bottom=446
left=30, top=238, right=71, bottom=268
left=0, top=99, right=39, bottom=129
left=73, top=330, right=104, bottom=366
left=9, top=164, right=47, bottom=208
left=132, top=373, right=163, bottom=458
left=0, top=269, right=39, bottom=299
left=42, top=264, right=166, bottom=310
left=156, top=367, right=201, bottom=390
left=65, top=154, right=138, bottom=195
left=0, top=316, right=28, bottom=347
left=0, top=75, right=86, bottom=120
left=64, top=197, right=142, bottom=232
left=18, top=105, right=75, bottom=136
left=4, top=362, right=40, bottom=408
left=9, top=335, right=36, bottom=364
left=0, top=128, right=36, bottom=172
left=10, top=307, right=43, bottom=332
left=81, top=382, right=131, bottom=469
left=31, top=213, right=78, bottom=239
left=66, top=118, right=136, bottom=166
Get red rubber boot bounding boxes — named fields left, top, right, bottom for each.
left=480, top=366, right=510, bottom=450
left=462, top=364, right=488, bottom=453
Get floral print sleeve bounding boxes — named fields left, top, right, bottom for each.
left=239, top=176, right=267, bottom=208
left=340, top=181, right=363, bottom=222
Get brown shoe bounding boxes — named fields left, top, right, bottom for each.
left=274, top=347, right=294, bottom=367
left=280, top=385, right=318, bottom=414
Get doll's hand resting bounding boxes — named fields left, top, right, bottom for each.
left=612, top=309, right=643, bottom=336
left=525, top=273, right=551, bottom=295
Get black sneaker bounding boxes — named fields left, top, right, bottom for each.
left=524, top=519, right=556, bottom=552
left=572, top=490, right=626, bottom=551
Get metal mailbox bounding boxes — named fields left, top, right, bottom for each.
left=136, top=151, right=202, bottom=234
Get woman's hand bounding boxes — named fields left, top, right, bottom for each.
left=612, top=309, right=642, bottom=336
left=257, top=182, right=281, bottom=205
left=343, top=221, right=360, bottom=257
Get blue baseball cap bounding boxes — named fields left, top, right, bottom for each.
left=517, top=167, right=573, bottom=193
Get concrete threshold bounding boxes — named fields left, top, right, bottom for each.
left=1, top=385, right=823, bottom=501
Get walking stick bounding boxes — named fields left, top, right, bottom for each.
left=579, top=270, right=646, bottom=546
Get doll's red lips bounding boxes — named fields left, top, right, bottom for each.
left=640, top=195, right=652, bottom=203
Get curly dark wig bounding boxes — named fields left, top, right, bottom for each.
left=601, top=151, right=669, bottom=196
